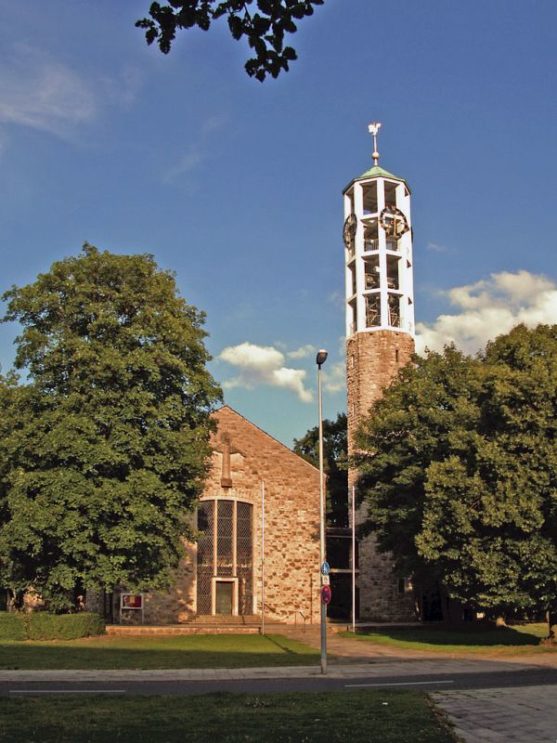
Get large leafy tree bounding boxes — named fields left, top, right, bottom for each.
left=0, top=245, right=221, bottom=612
left=356, top=326, right=557, bottom=632
left=293, top=412, right=348, bottom=527
left=136, top=1, right=324, bottom=81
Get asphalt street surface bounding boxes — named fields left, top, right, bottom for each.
left=3, top=666, right=557, bottom=697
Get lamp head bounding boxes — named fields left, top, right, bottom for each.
left=316, top=349, right=328, bottom=367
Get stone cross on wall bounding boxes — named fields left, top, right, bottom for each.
left=215, top=433, right=242, bottom=488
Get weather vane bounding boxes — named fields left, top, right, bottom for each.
left=368, top=122, right=382, bottom=166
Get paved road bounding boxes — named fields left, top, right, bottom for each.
left=3, top=632, right=557, bottom=740
left=1, top=658, right=556, bottom=697
left=3, top=672, right=557, bottom=698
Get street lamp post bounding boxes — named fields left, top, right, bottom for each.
left=316, top=349, right=328, bottom=675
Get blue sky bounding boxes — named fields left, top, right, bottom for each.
left=0, top=0, right=556, bottom=445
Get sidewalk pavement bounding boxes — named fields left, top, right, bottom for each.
left=433, top=685, right=557, bottom=743
left=0, top=655, right=550, bottom=682
left=281, top=624, right=557, bottom=667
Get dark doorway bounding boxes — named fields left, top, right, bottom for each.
left=215, top=581, right=233, bottom=615
left=329, top=573, right=359, bottom=620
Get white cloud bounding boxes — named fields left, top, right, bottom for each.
left=219, top=342, right=313, bottom=403
left=323, top=361, right=346, bottom=393
left=416, top=270, right=557, bottom=355
left=0, top=45, right=139, bottom=139
left=287, top=344, right=316, bottom=359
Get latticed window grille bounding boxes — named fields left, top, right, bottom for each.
left=196, top=501, right=214, bottom=615
left=237, top=502, right=253, bottom=615
left=196, top=499, right=253, bottom=615
left=217, top=500, right=233, bottom=576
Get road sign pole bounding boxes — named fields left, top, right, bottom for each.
left=317, top=354, right=327, bottom=675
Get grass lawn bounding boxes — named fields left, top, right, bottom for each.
left=0, top=690, right=455, bottom=742
left=0, top=633, right=319, bottom=670
left=342, top=622, right=556, bottom=655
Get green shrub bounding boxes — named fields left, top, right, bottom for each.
left=26, top=612, right=105, bottom=640
left=0, top=611, right=105, bottom=641
left=0, top=612, right=26, bottom=641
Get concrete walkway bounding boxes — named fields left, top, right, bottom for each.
left=283, top=623, right=557, bottom=667
left=0, top=656, right=543, bottom=683
left=433, top=685, right=557, bottom=742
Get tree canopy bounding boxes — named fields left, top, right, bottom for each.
left=0, top=245, right=221, bottom=611
left=293, top=412, right=347, bottom=527
left=136, top=1, right=324, bottom=81
left=355, top=325, right=557, bottom=624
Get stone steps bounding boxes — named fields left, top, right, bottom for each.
left=191, top=614, right=263, bottom=625
left=106, top=615, right=287, bottom=636
left=107, top=624, right=265, bottom=636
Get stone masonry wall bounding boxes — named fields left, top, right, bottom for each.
left=134, top=405, right=321, bottom=625
left=347, top=330, right=417, bottom=621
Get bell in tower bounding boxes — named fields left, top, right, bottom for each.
left=344, top=123, right=417, bottom=621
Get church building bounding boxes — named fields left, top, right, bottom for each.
left=110, top=123, right=417, bottom=626
left=112, top=406, right=322, bottom=625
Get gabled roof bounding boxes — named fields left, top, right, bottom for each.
left=211, top=405, right=320, bottom=475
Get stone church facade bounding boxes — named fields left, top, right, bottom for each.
left=107, top=406, right=321, bottom=625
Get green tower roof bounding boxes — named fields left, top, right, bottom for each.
left=343, top=164, right=410, bottom=194
left=358, top=165, right=406, bottom=182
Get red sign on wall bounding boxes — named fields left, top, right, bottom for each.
left=121, top=594, right=143, bottom=609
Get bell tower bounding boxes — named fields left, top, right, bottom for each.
left=344, top=124, right=416, bottom=620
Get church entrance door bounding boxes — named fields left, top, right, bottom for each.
left=197, top=499, right=254, bottom=616
left=215, top=581, right=234, bottom=615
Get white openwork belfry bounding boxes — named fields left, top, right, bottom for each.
left=343, top=122, right=415, bottom=338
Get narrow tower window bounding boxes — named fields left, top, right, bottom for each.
left=363, top=222, right=379, bottom=252
left=362, top=182, right=378, bottom=215
left=365, top=294, right=381, bottom=327
left=364, top=256, right=380, bottom=290
left=387, top=294, right=401, bottom=328
left=386, top=255, right=400, bottom=290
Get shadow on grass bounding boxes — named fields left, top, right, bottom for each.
left=354, top=624, right=541, bottom=647
left=0, top=634, right=319, bottom=670
left=261, top=635, right=297, bottom=655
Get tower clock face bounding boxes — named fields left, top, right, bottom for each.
left=380, top=205, right=409, bottom=238
left=343, top=213, right=357, bottom=248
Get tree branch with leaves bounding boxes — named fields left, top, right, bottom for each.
left=136, top=0, right=324, bottom=81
